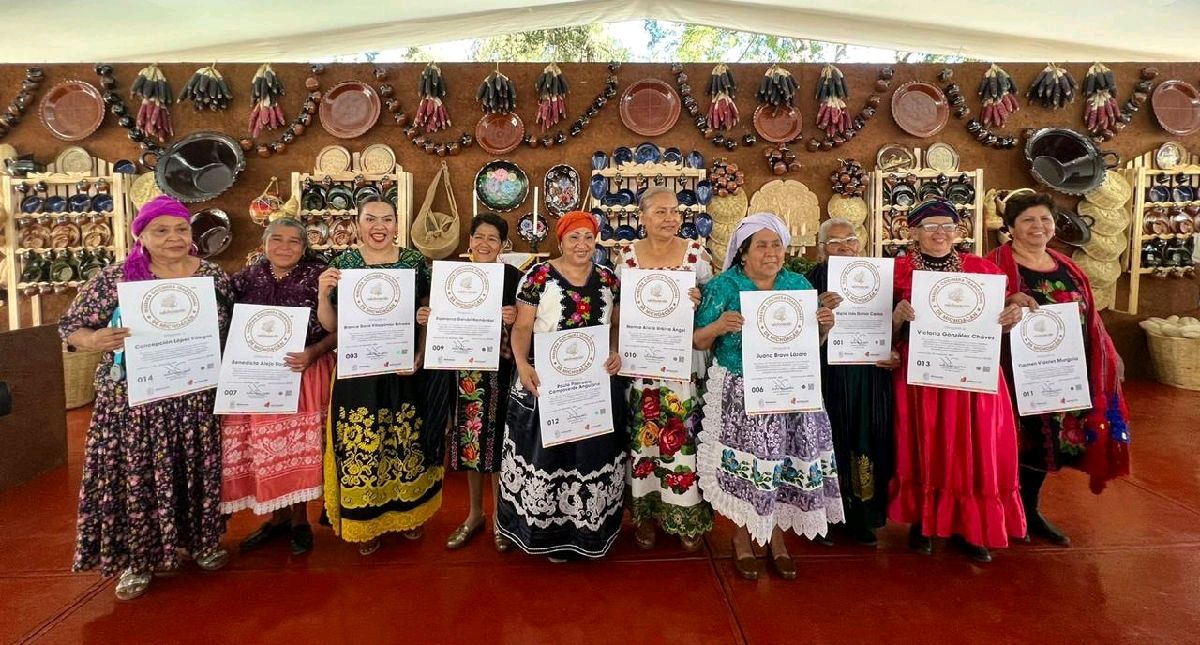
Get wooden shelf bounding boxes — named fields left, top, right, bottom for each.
left=867, top=168, right=984, bottom=259
left=291, top=169, right=414, bottom=250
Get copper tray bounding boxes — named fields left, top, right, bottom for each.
left=1151, top=80, right=1200, bottom=136
left=38, top=81, right=104, bottom=142
left=891, top=82, right=949, bottom=138
left=619, top=79, right=680, bottom=136
left=474, top=112, right=525, bottom=156
left=319, top=82, right=381, bottom=139
left=752, top=104, right=802, bottom=143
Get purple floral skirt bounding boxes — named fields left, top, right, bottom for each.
left=696, top=364, right=844, bottom=545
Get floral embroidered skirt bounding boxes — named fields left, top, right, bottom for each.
left=626, top=373, right=713, bottom=538
left=74, top=371, right=225, bottom=577
left=696, top=364, right=844, bottom=546
left=323, top=370, right=443, bottom=543
left=448, top=365, right=513, bottom=473
left=496, top=383, right=626, bottom=558
left=220, top=353, right=334, bottom=515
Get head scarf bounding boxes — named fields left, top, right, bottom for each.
left=555, top=210, right=598, bottom=241
left=723, top=212, right=791, bottom=270
left=124, top=195, right=194, bottom=282
left=906, top=199, right=960, bottom=226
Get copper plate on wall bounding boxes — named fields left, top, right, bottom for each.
left=891, top=82, right=949, bottom=138
left=319, top=82, right=381, bottom=139
left=475, top=112, right=525, bottom=156
left=38, top=81, right=105, bottom=142
left=752, top=104, right=802, bottom=143
left=1151, top=80, right=1200, bottom=136
left=619, top=79, right=680, bottom=137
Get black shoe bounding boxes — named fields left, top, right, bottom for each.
left=811, top=533, right=835, bottom=547
left=239, top=520, right=289, bottom=552
left=849, top=523, right=878, bottom=547
left=950, top=535, right=992, bottom=563
left=1027, top=513, right=1071, bottom=546
left=318, top=509, right=331, bottom=527
left=908, top=523, right=932, bottom=555
left=290, top=524, right=314, bottom=555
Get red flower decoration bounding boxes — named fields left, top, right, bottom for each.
left=1053, top=291, right=1077, bottom=304
left=640, top=388, right=662, bottom=423
left=664, top=470, right=698, bottom=493
left=660, top=417, right=686, bottom=457
left=460, top=378, right=476, bottom=394
left=633, top=457, right=655, bottom=479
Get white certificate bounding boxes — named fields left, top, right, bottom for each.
left=214, top=304, right=309, bottom=414
left=337, top=268, right=416, bottom=378
left=1009, top=302, right=1092, bottom=416
left=424, top=261, right=505, bottom=371
left=618, top=268, right=696, bottom=381
left=826, top=256, right=895, bottom=364
left=117, top=277, right=222, bottom=407
left=534, top=324, right=614, bottom=447
left=907, top=270, right=1006, bottom=393
left=740, top=290, right=823, bottom=415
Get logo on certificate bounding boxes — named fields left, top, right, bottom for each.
left=244, top=309, right=294, bottom=353
left=928, top=276, right=985, bottom=324
left=353, top=272, right=401, bottom=315
left=445, top=265, right=490, bottom=309
left=756, top=294, right=804, bottom=343
left=548, top=331, right=596, bottom=377
left=634, top=274, right=681, bottom=319
left=839, top=261, right=881, bottom=304
left=140, top=284, right=200, bottom=331
left=1020, top=310, right=1066, bottom=352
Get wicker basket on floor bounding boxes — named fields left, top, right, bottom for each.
left=1145, top=331, right=1200, bottom=391
left=63, top=348, right=102, bottom=409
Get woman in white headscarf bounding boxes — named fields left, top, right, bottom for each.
left=694, top=213, right=843, bottom=581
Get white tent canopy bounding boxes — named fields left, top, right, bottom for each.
left=4, top=0, right=1199, bottom=62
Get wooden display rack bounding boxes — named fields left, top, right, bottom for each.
left=1116, top=147, right=1200, bottom=315
left=867, top=167, right=985, bottom=258
left=3, top=158, right=131, bottom=329
left=590, top=161, right=709, bottom=251
left=289, top=165, right=414, bottom=252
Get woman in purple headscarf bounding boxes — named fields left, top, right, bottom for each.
left=693, top=213, right=843, bottom=581
left=59, top=195, right=233, bottom=600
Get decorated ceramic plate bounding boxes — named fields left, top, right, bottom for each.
left=360, top=143, right=396, bottom=174
left=619, top=79, right=680, bottom=137
left=55, top=146, right=92, bottom=173
left=924, top=142, right=959, bottom=173
left=876, top=144, right=917, bottom=172
left=475, top=159, right=529, bottom=212
left=39, top=81, right=104, bottom=142
left=891, top=82, right=949, bottom=138
left=543, top=164, right=580, bottom=216
left=1151, top=80, right=1200, bottom=136
left=319, top=82, right=381, bottom=139
left=315, top=145, right=352, bottom=173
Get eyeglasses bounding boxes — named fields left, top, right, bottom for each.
left=824, top=236, right=859, bottom=246
left=917, top=223, right=959, bottom=233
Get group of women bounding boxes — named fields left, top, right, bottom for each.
left=59, top=186, right=1130, bottom=599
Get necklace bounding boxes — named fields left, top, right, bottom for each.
left=909, top=246, right=962, bottom=273
left=270, top=264, right=296, bottom=281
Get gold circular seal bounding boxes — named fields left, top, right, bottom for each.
left=445, top=265, right=490, bottom=309
left=756, top=294, right=804, bottom=344
left=244, top=309, right=294, bottom=353
left=634, top=274, right=681, bottom=319
left=549, top=331, right=596, bottom=377
left=352, top=272, right=401, bottom=315
left=928, top=276, right=985, bottom=324
left=1020, top=309, right=1066, bottom=352
left=839, top=261, right=881, bottom=305
left=140, top=284, right=200, bottom=331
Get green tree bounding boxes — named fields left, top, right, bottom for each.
left=894, top=51, right=974, bottom=63
left=645, top=20, right=849, bottom=63
left=471, top=25, right=631, bottom=63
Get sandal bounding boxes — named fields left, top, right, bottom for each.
left=194, top=548, right=230, bottom=571
left=115, top=569, right=152, bottom=601
left=358, top=538, right=381, bottom=556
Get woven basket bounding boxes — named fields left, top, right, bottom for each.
left=1084, top=170, right=1132, bottom=210
left=63, top=349, right=102, bottom=409
left=1145, top=331, right=1200, bottom=390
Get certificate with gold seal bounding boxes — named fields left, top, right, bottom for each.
left=617, top=268, right=696, bottom=381
left=214, top=304, right=310, bottom=414
left=425, top=261, right=505, bottom=371
left=117, top=277, right=222, bottom=407
left=534, top=324, right=614, bottom=447
left=337, top=268, right=416, bottom=378
left=739, top=290, right=823, bottom=415
left=826, top=256, right=894, bottom=364
left=1009, top=302, right=1091, bottom=415
left=907, top=270, right=1006, bottom=393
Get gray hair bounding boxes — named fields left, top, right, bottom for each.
left=638, top=185, right=678, bottom=212
left=262, top=217, right=308, bottom=249
left=818, top=217, right=856, bottom=245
